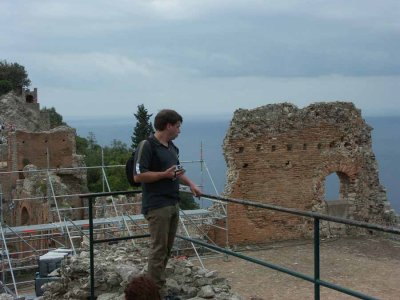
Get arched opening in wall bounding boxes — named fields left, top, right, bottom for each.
left=21, top=207, right=30, bottom=225
left=324, top=171, right=351, bottom=219
left=324, top=171, right=351, bottom=201
left=325, top=173, right=340, bottom=201
left=26, top=95, right=34, bottom=103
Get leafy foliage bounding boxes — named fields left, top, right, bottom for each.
left=76, top=133, right=131, bottom=192
left=131, top=104, right=153, bottom=150
left=0, top=60, right=31, bottom=91
left=0, top=80, right=13, bottom=95
left=41, top=107, right=66, bottom=128
left=101, top=140, right=132, bottom=191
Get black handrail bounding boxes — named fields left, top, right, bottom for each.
left=201, top=193, right=400, bottom=235
left=82, top=191, right=399, bottom=300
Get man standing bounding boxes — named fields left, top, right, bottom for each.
left=134, top=109, right=201, bottom=298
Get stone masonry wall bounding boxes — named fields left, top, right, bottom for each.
left=10, top=125, right=76, bottom=171
left=0, top=91, right=88, bottom=259
left=2, top=126, right=87, bottom=227
left=222, top=102, right=398, bottom=245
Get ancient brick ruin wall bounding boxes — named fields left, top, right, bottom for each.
left=222, top=102, right=398, bottom=245
left=2, top=126, right=87, bottom=227
left=10, top=126, right=76, bottom=171
left=0, top=91, right=88, bottom=258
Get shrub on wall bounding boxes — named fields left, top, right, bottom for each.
left=22, top=158, right=30, bottom=167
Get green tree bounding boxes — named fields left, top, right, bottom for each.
left=131, top=104, right=153, bottom=150
left=41, top=107, right=67, bottom=128
left=76, top=134, right=131, bottom=192
left=76, top=135, right=89, bottom=155
left=0, top=60, right=31, bottom=90
left=102, top=139, right=131, bottom=191
left=0, top=80, right=13, bottom=95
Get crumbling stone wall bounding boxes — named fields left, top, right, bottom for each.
left=222, top=102, right=398, bottom=245
left=2, top=126, right=87, bottom=223
left=10, top=126, right=77, bottom=171
left=0, top=90, right=50, bottom=132
left=1, top=127, right=87, bottom=224
left=0, top=91, right=88, bottom=260
left=0, top=90, right=87, bottom=212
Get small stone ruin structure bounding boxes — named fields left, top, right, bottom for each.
left=222, top=102, right=398, bottom=245
left=0, top=90, right=87, bottom=254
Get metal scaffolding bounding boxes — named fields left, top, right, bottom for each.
left=0, top=156, right=228, bottom=298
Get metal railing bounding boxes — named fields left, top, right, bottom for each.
left=86, top=191, right=400, bottom=300
left=82, top=190, right=146, bottom=300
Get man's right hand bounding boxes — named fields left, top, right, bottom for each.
left=164, top=165, right=185, bottom=180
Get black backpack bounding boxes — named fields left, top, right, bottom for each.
left=125, top=140, right=151, bottom=187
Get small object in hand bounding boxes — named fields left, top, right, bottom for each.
left=173, top=165, right=184, bottom=180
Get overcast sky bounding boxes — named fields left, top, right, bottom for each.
left=1, top=0, right=399, bottom=118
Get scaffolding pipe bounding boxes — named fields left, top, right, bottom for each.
left=0, top=224, right=18, bottom=297
left=126, top=215, right=147, bottom=234
left=179, top=209, right=220, bottom=248
left=64, top=218, right=76, bottom=255
left=3, top=265, right=38, bottom=272
left=0, top=161, right=203, bottom=175
left=4, top=279, right=35, bottom=285
left=49, top=202, right=140, bottom=212
left=1, top=248, right=49, bottom=256
left=4, top=233, right=63, bottom=242
left=179, top=217, right=205, bottom=269
left=101, top=167, right=135, bottom=247
left=49, top=237, right=65, bottom=248
left=66, top=218, right=89, bottom=239
left=202, top=161, right=220, bottom=197
left=4, top=224, right=40, bottom=256
left=0, top=160, right=222, bottom=294
left=0, top=281, right=16, bottom=297
left=47, top=170, right=63, bottom=228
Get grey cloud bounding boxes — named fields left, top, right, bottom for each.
left=1, top=0, right=399, bottom=117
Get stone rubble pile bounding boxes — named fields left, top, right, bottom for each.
left=38, top=240, right=243, bottom=300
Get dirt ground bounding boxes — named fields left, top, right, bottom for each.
left=195, top=235, right=400, bottom=300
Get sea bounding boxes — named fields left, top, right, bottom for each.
left=65, top=115, right=400, bottom=213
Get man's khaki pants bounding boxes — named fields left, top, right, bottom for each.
left=145, top=203, right=179, bottom=295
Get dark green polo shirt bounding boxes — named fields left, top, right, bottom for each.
left=135, top=135, right=180, bottom=214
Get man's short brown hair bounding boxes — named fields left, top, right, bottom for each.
left=124, top=275, right=160, bottom=300
left=154, top=109, right=183, bottom=131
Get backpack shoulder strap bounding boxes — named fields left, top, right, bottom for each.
left=136, top=140, right=148, bottom=163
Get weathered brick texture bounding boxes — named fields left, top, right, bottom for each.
left=11, top=126, right=76, bottom=171
left=222, top=102, right=398, bottom=245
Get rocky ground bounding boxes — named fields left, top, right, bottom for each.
left=36, top=239, right=243, bottom=300
left=1, top=235, right=399, bottom=300
left=197, top=235, right=400, bottom=300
